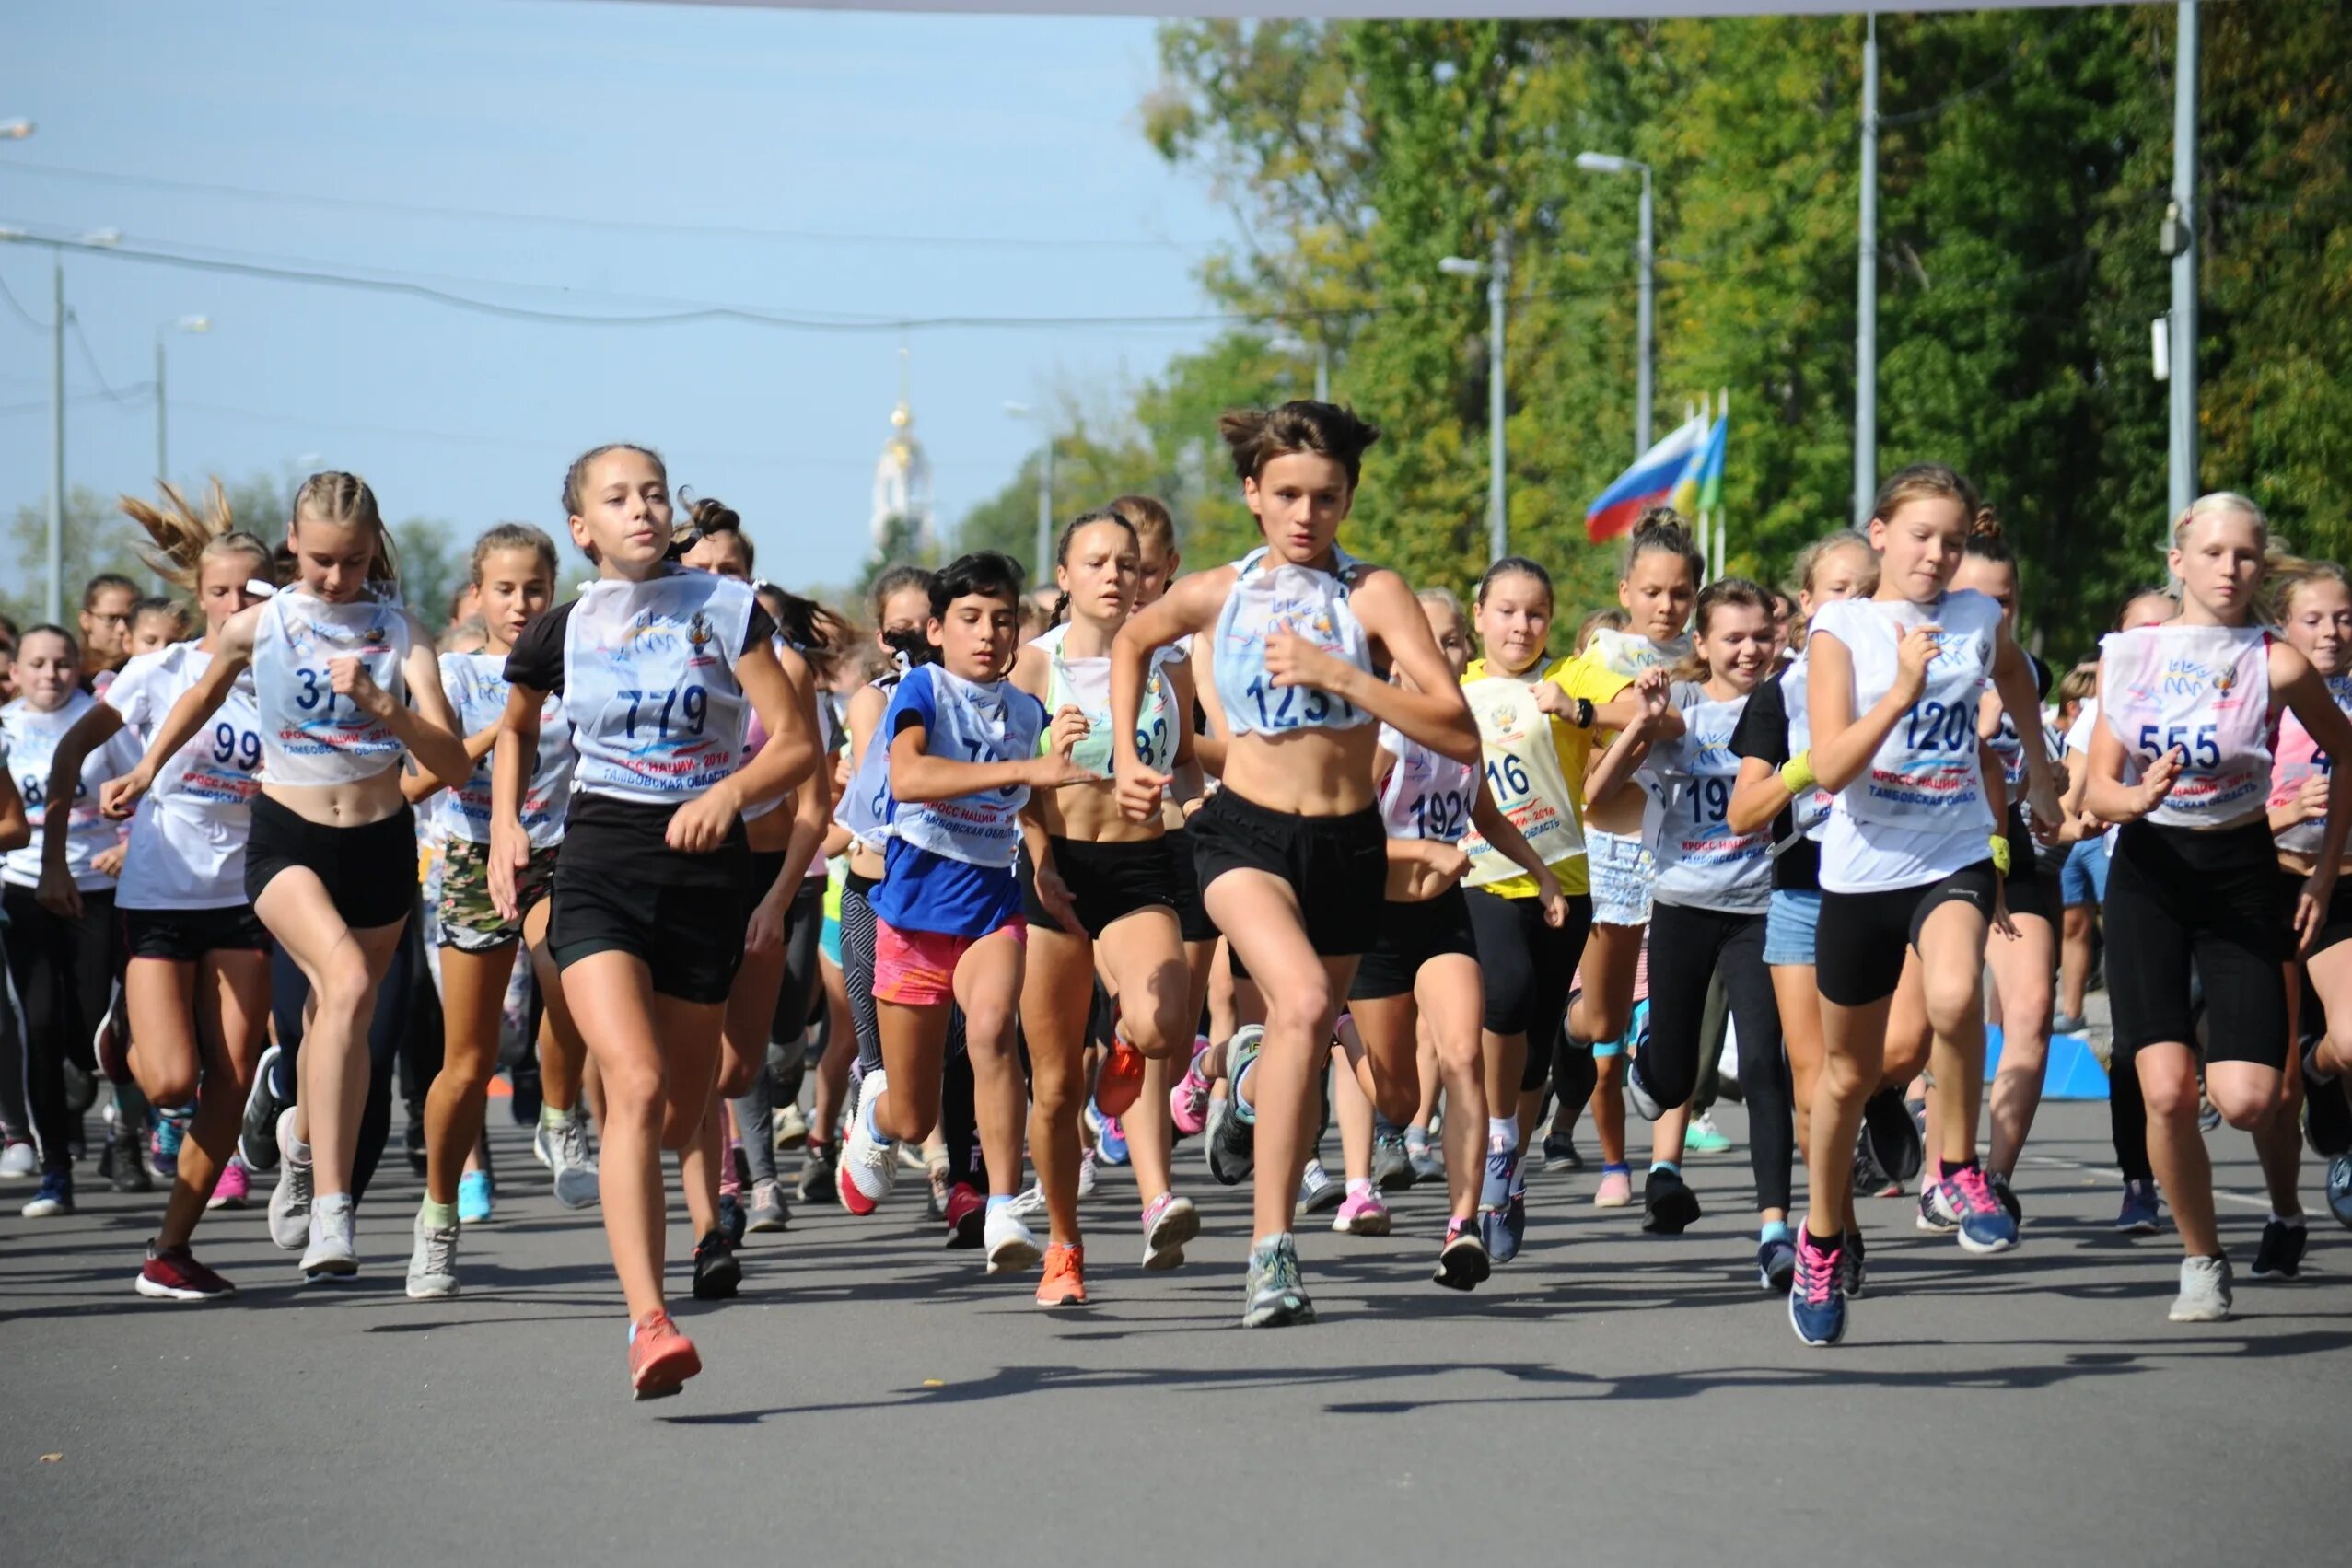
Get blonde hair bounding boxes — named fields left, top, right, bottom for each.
left=2264, top=552, right=2346, bottom=624
left=118, top=480, right=272, bottom=593
left=1110, top=494, right=1177, bottom=554
left=291, top=470, right=398, bottom=586
left=1872, top=462, right=1981, bottom=526
left=1416, top=585, right=1467, bottom=639
left=1575, top=606, right=1628, bottom=654
left=2172, top=491, right=2267, bottom=551
left=1789, top=528, right=1878, bottom=598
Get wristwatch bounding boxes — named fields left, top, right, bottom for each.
left=1573, top=696, right=1595, bottom=729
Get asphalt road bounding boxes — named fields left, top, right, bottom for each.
left=4, top=1099, right=2346, bottom=1567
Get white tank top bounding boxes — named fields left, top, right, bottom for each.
left=2100, top=623, right=2274, bottom=830
left=1457, top=670, right=1587, bottom=886
left=1584, top=627, right=1691, bottom=682
left=835, top=670, right=903, bottom=849
left=1034, top=622, right=1177, bottom=778
left=1641, top=683, right=1770, bottom=912
left=563, top=571, right=754, bottom=804
left=251, top=587, right=410, bottom=786
left=1210, top=546, right=1377, bottom=737
left=2269, top=672, right=2352, bottom=857
left=438, top=651, right=572, bottom=847
left=105, top=644, right=262, bottom=909
left=1811, top=591, right=2002, bottom=833
left=2, top=692, right=137, bottom=890
left=885, top=664, right=1045, bottom=869
left=1378, top=723, right=1475, bottom=844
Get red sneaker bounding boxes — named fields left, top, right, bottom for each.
left=942, top=1181, right=985, bottom=1249
left=1095, top=1040, right=1146, bottom=1119
left=628, top=1310, right=702, bottom=1400
left=135, top=1243, right=236, bottom=1302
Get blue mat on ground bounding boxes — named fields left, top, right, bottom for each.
left=1984, top=1025, right=2110, bottom=1100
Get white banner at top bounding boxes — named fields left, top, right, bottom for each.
left=607, top=1, right=2134, bottom=17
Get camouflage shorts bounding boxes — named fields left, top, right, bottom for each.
left=437, top=837, right=556, bottom=952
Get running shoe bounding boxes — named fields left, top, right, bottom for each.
left=458, top=1170, right=495, bottom=1225
left=20, top=1171, right=73, bottom=1218
left=543, top=1114, right=600, bottom=1210
left=1787, top=1226, right=1846, bottom=1347
left=108, top=1127, right=152, bottom=1193
left=838, top=1069, right=898, bottom=1215
left=1592, top=1165, right=1634, bottom=1208
left=1407, top=1132, right=1444, bottom=1183
left=744, top=1178, right=789, bottom=1234
left=1205, top=1095, right=1255, bottom=1187
left=206, top=1155, right=250, bottom=1211
left=1624, top=1054, right=1665, bottom=1122
left=1095, top=1039, right=1146, bottom=1119
left=1332, top=1186, right=1391, bottom=1236
left=1542, top=1132, right=1585, bottom=1173
left=2300, top=1048, right=2351, bottom=1157
left=1641, top=1166, right=1701, bottom=1235
left=984, top=1205, right=1042, bottom=1275
left=1170, top=1040, right=1214, bottom=1138
left=269, top=1108, right=312, bottom=1250
left=1140, top=1191, right=1198, bottom=1271
left=1861, top=1087, right=1925, bottom=1183
left=692, top=1230, right=740, bottom=1300
left=773, top=1101, right=810, bottom=1152
left=1036, top=1242, right=1088, bottom=1307
left=239, top=1044, right=284, bottom=1172
left=1089, top=1104, right=1131, bottom=1167
left=301, top=1201, right=358, bottom=1282
left=628, top=1310, right=701, bottom=1400
left=1006, top=1183, right=1049, bottom=1221
left=927, top=1167, right=949, bottom=1221
left=944, top=1181, right=985, bottom=1249
left=532, top=1120, right=553, bottom=1169
left=151, top=1111, right=187, bottom=1182
left=1988, top=1169, right=2023, bottom=1224
left=1434, top=1219, right=1491, bottom=1292
left=717, top=1194, right=746, bottom=1248
left=896, top=1139, right=931, bottom=1174
left=1078, top=1144, right=1100, bottom=1202
left=1297, top=1158, right=1341, bottom=1214
left=1240, top=1233, right=1314, bottom=1328
left=2197, top=1089, right=2222, bottom=1133
left=1938, top=1167, right=2019, bottom=1255
left=1682, top=1112, right=1732, bottom=1156
left=1371, top=1132, right=1414, bottom=1191
left=2251, top=1218, right=2308, bottom=1281
left=1757, top=1233, right=1798, bottom=1293
left=2050, top=1010, right=2088, bottom=1036
left=136, top=1242, right=236, bottom=1302
left=0, top=1139, right=37, bottom=1180
left=1915, top=1182, right=1959, bottom=1237
left=797, top=1139, right=838, bottom=1206
left=1478, top=1135, right=1528, bottom=1262
left=1840, top=1229, right=1868, bottom=1299
left=406, top=1213, right=460, bottom=1299
left=2114, top=1179, right=2163, bottom=1235
left=2168, top=1254, right=2232, bottom=1322
left=2327, top=1156, right=2352, bottom=1230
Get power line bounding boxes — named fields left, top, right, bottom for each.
left=4, top=158, right=1205, bottom=256
left=0, top=269, right=47, bottom=331
left=66, top=314, right=140, bottom=404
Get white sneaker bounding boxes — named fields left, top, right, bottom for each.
left=542, top=1114, right=600, bottom=1210
left=2169, top=1254, right=2233, bottom=1322
left=840, top=1069, right=899, bottom=1213
left=405, top=1212, right=459, bottom=1299
left=269, top=1108, right=313, bottom=1251
left=1006, top=1183, right=1048, bottom=1221
left=0, top=1140, right=36, bottom=1179
left=1296, top=1158, right=1341, bottom=1214
left=984, top=1204, right=1042, bottom=1274
left=301, top=1199, right=358, bottom=1281
left=1077, top=1144, right=1099, bottom=1201
left=773, top=1102, right=809, bottom=1151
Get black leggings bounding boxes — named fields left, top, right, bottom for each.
left=4, top=884, right=116, bottom=1178
left=1466, top=885, right=1594, bottom=1091
left=732, top=877, right=828, bottom=1187
left=839, top=874, right=974, bottom=1176
left=269, top=902, right=436, bottom=1205
left=1642, top=900, right=1793, bottom=1213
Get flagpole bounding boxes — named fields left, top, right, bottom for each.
left=1715, top=384, right=1729, bottom=580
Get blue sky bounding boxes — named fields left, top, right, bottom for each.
left=0, top=0, right=1231, bottom=592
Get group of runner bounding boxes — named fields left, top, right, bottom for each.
left=3, top=401, right=2346, bottom=1398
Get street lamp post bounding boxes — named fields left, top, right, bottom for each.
left=1438, top=238, right=1510, bottom=563
left=1, top=211, right=124, bottom=621
left=155, top=315, right=211, bottom=487
left=1576, top=150, right=1655, bottom=457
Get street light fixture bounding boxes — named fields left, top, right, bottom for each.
left=1438, top=239, right=1511, bottom=563
left=1577, top=149, right=1656, bottom=456
left=1005, top=401, right=1054, bottom=587
left=155, top=315, right=212, bottom=487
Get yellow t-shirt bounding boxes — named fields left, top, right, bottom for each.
left=1461, top=653, right=1631, bottom=899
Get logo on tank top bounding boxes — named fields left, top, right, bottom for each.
left=687, top=610, right=716, bottom=664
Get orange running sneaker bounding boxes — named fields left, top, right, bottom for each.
left=628, top=1309, right=702, bottom=1400
left=1036, top=1243, right=1088, bottom=1307
left=1095, top=1040, right=1146, bottom=1119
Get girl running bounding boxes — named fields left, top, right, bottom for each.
left=492, top=443, right=814, bottom=1398
left=403, top=522, right=594, bottom=1301
left=838, top=551, right=1089, bottom=1280
left=30, top=485, right=271, bottom=1291
left=2086, top=494, right=2352, bottom=1321
left=101, top=472, right=468, bottom=1283
left=7, top=623, right=143, bottom=1218
left=1612, top=579, right=1794, bottom=1277
left=1457, top=562, right=1648, bottom=1260
left=1342, top=586, right=1562, bottom=1287
left=2267, top=560, right=2352, bottom=1232
left=1788, top=463, right=2060, bottom=1347
left=1012, top=511, right=1199, bottom=1301
left=1108, top=401, right=1480, bottom=1327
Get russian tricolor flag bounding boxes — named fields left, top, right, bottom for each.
left=1585, top=415, right=1708, bottom=543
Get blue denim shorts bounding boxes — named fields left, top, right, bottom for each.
left=2059, top=836, right=2110, bottom=907
left=1763, top=887, right=1822, bottom=967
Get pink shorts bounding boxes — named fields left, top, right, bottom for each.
left=872, top=916, right=1026, bottom=1008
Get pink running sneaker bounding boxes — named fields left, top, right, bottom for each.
left=206, top=1156, right=251, bottom=1211
left=1332, top=1184, right=1391, bottom=1236
left=1170, top=1040, right=1214, bottom=1138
